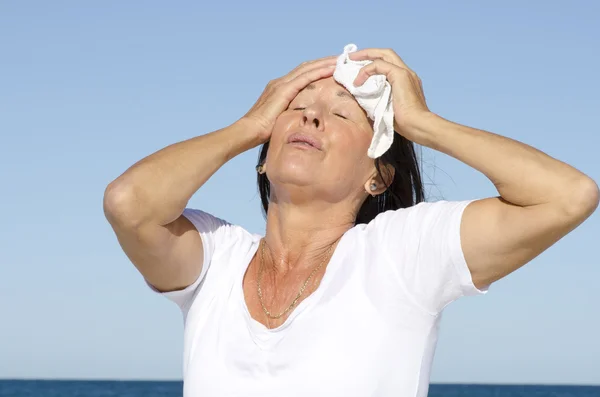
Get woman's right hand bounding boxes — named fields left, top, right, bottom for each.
left=241, top=56, right=338, bottom=143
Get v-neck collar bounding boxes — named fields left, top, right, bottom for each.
left=235, top=230, right=352, bottom=346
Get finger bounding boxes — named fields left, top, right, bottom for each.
left=349, top=48, right=409, bottom=70
left=353, top=59, right=405, bottom=87
left=255, top=64, right=335, bottom=122
left=282, top=56, right=337, bottom=83
left=279, top=64, right=336, bottom=102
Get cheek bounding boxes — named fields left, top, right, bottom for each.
left=326, top=128, right=374, bottom=181
left=267, top=116, right=295, bottom=155
left=270, top=117, right=288, bottom=143
left=332, top=126, right=373, bottom=158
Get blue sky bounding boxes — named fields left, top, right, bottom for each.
left=1, top=0, right=599, bottom=385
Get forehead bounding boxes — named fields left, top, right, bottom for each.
left=300, top=77, right=354, bottom=100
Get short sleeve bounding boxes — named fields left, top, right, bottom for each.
left=148, top=208, right=231, bottom=311
left=371, top=200, right=488, bottom=314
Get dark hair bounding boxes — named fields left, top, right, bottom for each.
left=257, top=132, right=425, bottom=224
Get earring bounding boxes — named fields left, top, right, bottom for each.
left=256, top=164, right=265, bottom=174
left=369, top=182, right=377, bottom=192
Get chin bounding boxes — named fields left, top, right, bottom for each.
left=269, top=160, right=317, bottom=187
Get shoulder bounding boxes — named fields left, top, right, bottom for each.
left=182, top=208, right=231, bottom=230
left=361, top=200, right=476, bottom=235
left=353, top=199, right=484, bottom=314
left=182, top=208, right=259, bottom=254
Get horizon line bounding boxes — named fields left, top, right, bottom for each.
left=0, top=378, right=598, bottom=387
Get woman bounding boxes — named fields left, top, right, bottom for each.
left=103, top=48, right=598, bottom=396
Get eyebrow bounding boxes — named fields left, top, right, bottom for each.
left=304, top=83, right=354, bottom=100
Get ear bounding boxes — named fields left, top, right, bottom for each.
left=256, top=161, right=268, bottom=175
left=363, top=163, right=395, bottom=196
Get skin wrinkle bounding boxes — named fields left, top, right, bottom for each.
left=295, top=83, right=368, bottom=123
left=244, top=77, right=384, bottom=328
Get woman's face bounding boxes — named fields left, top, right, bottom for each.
left=265, top=77, right=376, bottom=204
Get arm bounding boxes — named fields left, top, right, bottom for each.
left=103, top=121, right=260, bottom=292
left=103, top=57, right=337, bottom=292
left=412, top=113, right=599, bottom=289
left=351, top=47, right=599, bottom=290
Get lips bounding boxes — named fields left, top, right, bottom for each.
left=287, top=132, right=323, bottom=150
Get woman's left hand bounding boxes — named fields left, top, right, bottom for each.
left=350, top=48, right=432, bottom=142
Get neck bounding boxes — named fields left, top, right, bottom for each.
left=263, top=199, right=355, bottom=275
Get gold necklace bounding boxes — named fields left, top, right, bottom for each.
left=256, top=239, right=334, bottom=320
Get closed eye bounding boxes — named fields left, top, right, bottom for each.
left=292, top=107, right=347, bottom=120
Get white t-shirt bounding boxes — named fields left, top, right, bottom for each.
left=151, top=200, right=487, bottom=397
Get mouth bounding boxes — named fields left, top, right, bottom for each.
left=287, top=132, right=323, bottom=150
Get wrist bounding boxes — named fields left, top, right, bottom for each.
left=236, top=116, right=272, bottom=144
left=399, top=111, right=447, bottom=149
left=235, top=117, right=268, bottom=143
left=219, top=119, right=265, bottom=161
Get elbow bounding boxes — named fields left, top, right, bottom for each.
left=583, top=177, right=600, bottom=214
left=103, top=179, right=146, bottom=229
left=561, top=177, right=599, bottom=220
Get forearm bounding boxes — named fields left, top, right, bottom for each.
left=411, top=112, right=597, bottom=210
left=104, top=119, right=261, bottom=226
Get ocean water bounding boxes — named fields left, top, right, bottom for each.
left=0, top=380, right=598, bottom=397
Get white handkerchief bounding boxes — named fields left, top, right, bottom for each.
left=333, top=44, right=395, bottom=158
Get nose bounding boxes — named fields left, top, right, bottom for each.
left=301, top=106, right=324, bottom=131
